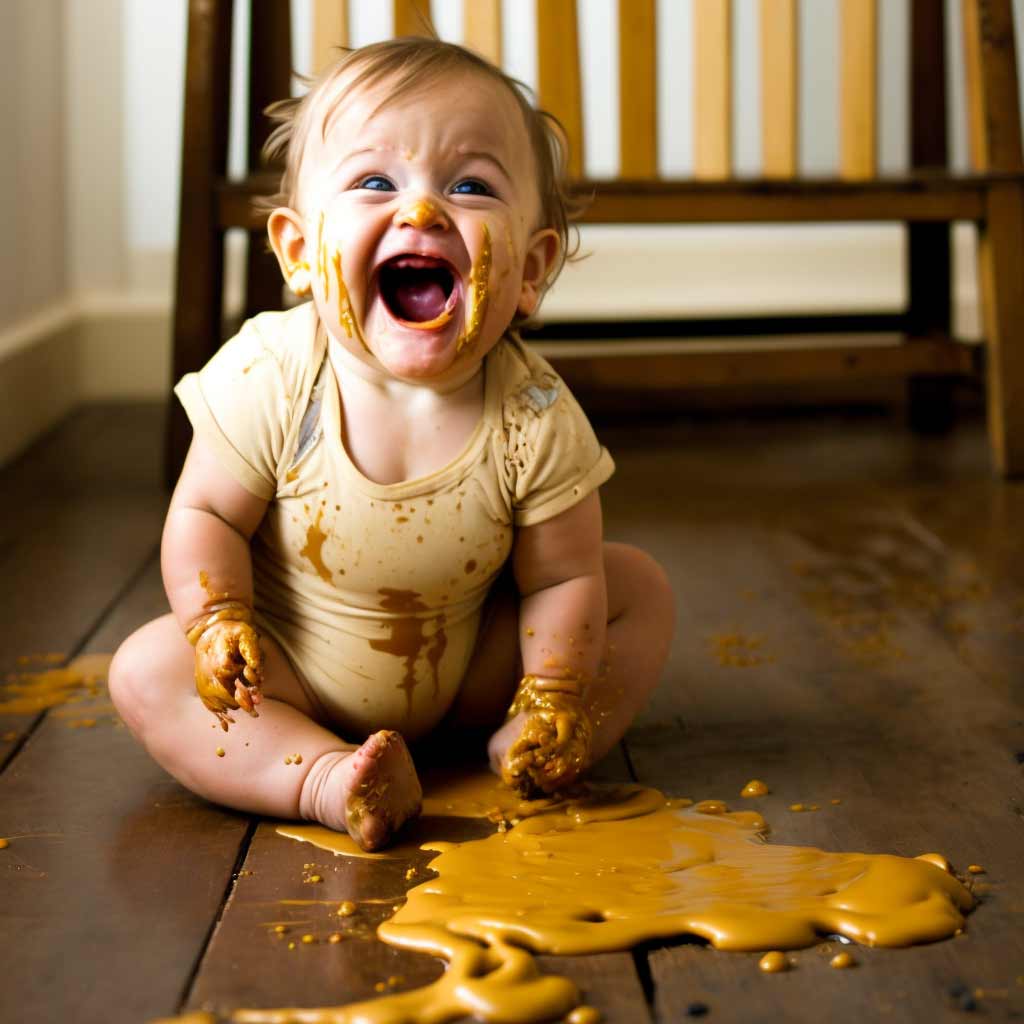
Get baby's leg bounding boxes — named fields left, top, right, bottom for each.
left=108, top=615, right=421, bottom=850
left=461, top=542, right=674, bottom=783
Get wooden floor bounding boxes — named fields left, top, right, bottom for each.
left=1, top=403, right=1023, bottom=1024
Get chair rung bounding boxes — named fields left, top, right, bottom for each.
left=542, top=334, right=975, bottom=390
left=576, top=176, right=998, bottom=223
left=217, top=172, right=1022, bottom=230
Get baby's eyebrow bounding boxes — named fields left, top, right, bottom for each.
left=457, top=149, right=513, bottom=182
left=328, top=146, right=383, bottom=176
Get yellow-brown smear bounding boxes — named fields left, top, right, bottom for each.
left=400, top=199, right=441, bottom=231
left=0, top=653, right=111, bottom=715
left=709, top=632, right=774, bottom=668
left=300, top=508, right=333, bottom=584
left=502, top=676, right=592, bottom=797
left=316, top=211, right=330, bottom=301
left=456, top=224, right=491, bottom=353
left=198, top=569, right=230, bottom=604
left=759, top=951, right=790, bottom=973
left=369, top=590, right=447, bottom=713
left=247, top=771, right=972, bottom=1024
left=330, top=249, right=356, bottom=340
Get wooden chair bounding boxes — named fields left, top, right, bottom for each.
left=168, top=0, right=1024, bottom=481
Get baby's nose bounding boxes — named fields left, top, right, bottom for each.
left=393, top=197, right=450, bottom=231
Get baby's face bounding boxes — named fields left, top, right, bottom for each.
left=272, top=70, right=557, bottom=386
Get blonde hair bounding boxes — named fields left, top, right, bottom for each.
left=259, top=37, right=585, bottom=298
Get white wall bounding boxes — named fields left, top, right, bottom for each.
left=1, top=1, right=67, bottom=331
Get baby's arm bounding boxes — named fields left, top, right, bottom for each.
left=161, top=437, right=269, bottom=727
left=498, top=490, right=608, bottom=795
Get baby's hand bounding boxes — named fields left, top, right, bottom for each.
left=490, top=676, right=592, bottom=798
left=193, top=620, right=263, bottom=728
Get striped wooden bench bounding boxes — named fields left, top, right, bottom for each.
left=170, top=1, right=1024, bottom=476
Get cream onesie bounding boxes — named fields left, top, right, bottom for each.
left=175, top=302, right=615, bottom=742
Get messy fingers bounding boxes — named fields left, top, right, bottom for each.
left=234, top=679, right=255, bottom=714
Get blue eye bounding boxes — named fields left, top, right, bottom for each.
left=451, top=179, right=492, bottom=197
left=357, top=175, right=396, bottom=192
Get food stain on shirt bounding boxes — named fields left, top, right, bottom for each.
left=369, top=589, right=447, bottom=710
left=300, top=508, right=333, bottom=584
left=252, top=770, right=973, bottom=1024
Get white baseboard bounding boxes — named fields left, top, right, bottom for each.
left=0, top=312, right=80, bottom=467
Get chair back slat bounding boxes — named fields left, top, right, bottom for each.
left=761, top=0, right=797, bottom=178
left=839, top=0, right=877, bottom=180
left=694, top=0, right=732, bottom=180
left=962, top=0, right=1024, bottom=172
left=536, top=0, right=584, bottom=179
left=393, top=0, right=431, bottom=38
left=618, top=0, right=658, bottom=179
left=464, top=0, right=502, bottom=66
left=312, top=1, right=348, bottom=74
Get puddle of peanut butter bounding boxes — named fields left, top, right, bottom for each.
left=0, top=653, right=112, bottom=714
left=241, top=770, right=974, bottom=1024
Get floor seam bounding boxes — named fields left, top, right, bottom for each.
left=178, top=817, right=259, bottom=1014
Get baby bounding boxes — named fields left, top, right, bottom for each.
left=110, top=38, right=675, bottom=851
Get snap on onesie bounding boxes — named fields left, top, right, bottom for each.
left=175, top=302, right=614, bottom=741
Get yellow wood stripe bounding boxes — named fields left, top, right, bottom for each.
left=464, top=0, right=502, bottom=65
left=839, top=0, right=877, bottom=180
left=694, top=0, right=732, bottom=179
left=961, top=0, right=1024, bottom=172
left=393, top=0, right=431, bottom=37
left=760, top=0, right=797, bottom=178
left=618, top=0, right=658, bottom=178
left=312, top=0, right=349, bottom=74
left=537, top=0, right=584, bottom=178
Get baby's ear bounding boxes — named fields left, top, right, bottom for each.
left=517, top=229, right=560, bottom=317
left=267, top=208, right=312, bottom=297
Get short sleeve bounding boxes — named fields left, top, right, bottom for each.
left=174, top=317, right=295, bottom=500
left=501, top=353, right=615, bottom=527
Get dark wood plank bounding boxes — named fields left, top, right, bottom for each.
left=0, top=405, right=168, bottom=764
left=0, top=405, right=254, bottom=1023
left=0, top=555, right=253, bottom=1024
left=888, top=463, right=1024, bottom=709
left=594, top=419, right=1024, bottom=1020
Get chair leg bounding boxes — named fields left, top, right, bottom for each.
left=978, top=182, right=1024, bottom=477
left=166, top=0, right=234, bottom=487
left=243, top=2, right=292, bottom=321
left=906, top=221, right=956, bottom=435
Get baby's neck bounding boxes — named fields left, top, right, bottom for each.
left=327, top=336, right=487, bottom=401
left=328, top=340, right=488, bottom=486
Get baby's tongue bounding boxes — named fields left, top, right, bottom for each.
left=393, top=278, right=448, bottom=322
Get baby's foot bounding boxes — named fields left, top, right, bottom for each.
left=300, top=731, right=422, bottom=851
left=339, top=730, right=423, bottom=851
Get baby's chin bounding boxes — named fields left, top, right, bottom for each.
left=362, top=314, right=476, bottom=384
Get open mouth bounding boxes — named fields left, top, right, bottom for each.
left=378, top=255, right=460, bottom=330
